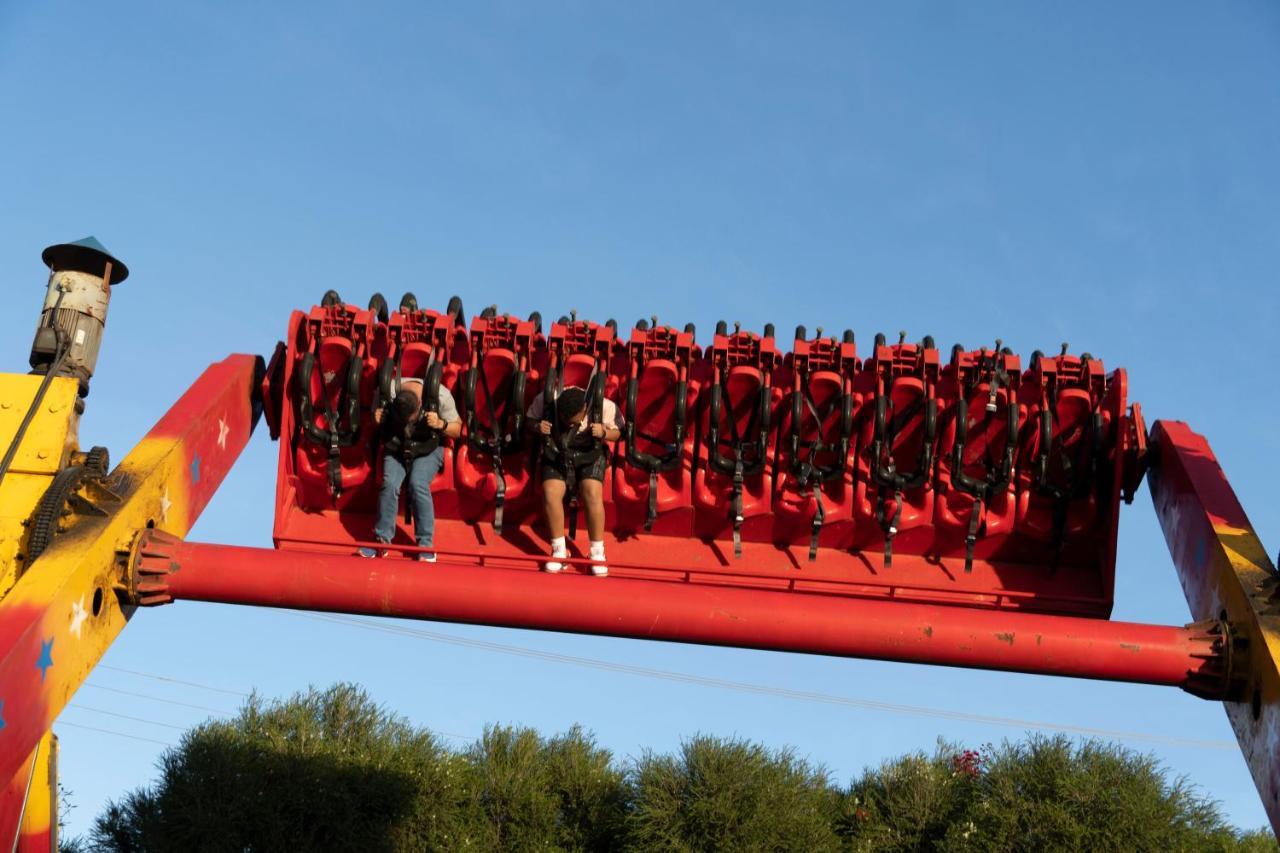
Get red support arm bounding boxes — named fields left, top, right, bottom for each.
left=138, top=535, right=1229, bottom=694
left=1148, top=419, right=1280, bottom=834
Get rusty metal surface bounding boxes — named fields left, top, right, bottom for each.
left=1149, top=419, right=1280, bottom=833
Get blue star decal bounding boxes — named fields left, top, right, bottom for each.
left=190, top=453, right=201, bottom=485
left=35, top=638, right=54, bottom=682
left=0, top=699, right=6, bottom=731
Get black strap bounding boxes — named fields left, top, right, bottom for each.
left=477, top=356, right=508, bottom=534
left=964, top=496, right=982, bottom=574
left=646, top=470, right=658, bottom=531
left=493, top=451, right=506, bottom=536
left=808, top=484, right=825, bottom=562
left=877, top=488, right=903, bottom=569
left=725, top=377, right=748, bottom=560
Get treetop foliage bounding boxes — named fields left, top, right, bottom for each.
left=76, top=683, right=1276, bottom=853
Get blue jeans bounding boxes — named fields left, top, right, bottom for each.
left=375, top=449, right=444, bottom=547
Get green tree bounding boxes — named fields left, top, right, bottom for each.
left=82, top=683, right=1279, bottom=853
left=838, top=735, right=1277, bottom=853
left=87, top=684, right=624, bottom=852
left=90, top=683, right=486, bottom=852
left=468, top=724, right=625, bottom=851
left=624, top=735, right=841, bottom=852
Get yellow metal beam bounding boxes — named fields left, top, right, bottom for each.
left=0, top=354, right=262, bottom=844
left=0, top=375, right=80, bottom=598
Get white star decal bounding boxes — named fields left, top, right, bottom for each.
left=69, top=597, right=88, bottom=640
left=217, top=416, right=230, bottom=450
left=160, top=489, right=172, bottom=521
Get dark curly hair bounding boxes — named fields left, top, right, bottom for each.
left=391, top=389, right=419, bottom=424
left=554, top=386, right=587, bottom=429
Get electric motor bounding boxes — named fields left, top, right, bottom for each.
left=28, top=237, right=128, bottom=397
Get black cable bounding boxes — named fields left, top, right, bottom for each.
left=96, top=664, right=250, bottom=697
left=0, top=287, right=69, bottom=491
left=57, top=721, right=175, bottom=748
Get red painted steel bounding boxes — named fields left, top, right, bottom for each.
left=1148, top=419, right=1280, bottom=834
left=264, top=299, right=1138, bottom=620
left=157, top=539, right=1221, bottom=690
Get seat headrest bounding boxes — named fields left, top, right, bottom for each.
left=638, top=359, right=678, bottom=385
left=317, top=337, right=354, bottom=375
left=401, top=341, right=433, bottom=378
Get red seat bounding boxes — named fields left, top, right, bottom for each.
left=614, top=325, right=700, bottom=536
left=773, top=332, right=860, bottom=558
left=455, top=314, right=542, bottom=533
left=1014, top=352, right=1111, bottom=565
left=692, top=328, right=781, bottom=556
left=853, top=337, right=941, bottom=567
left=934, top=347, right=1024, bottom=572
left=291, top=303, right=378, bottom=512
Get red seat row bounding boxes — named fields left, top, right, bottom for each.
left=269, top=295, right=1128, bottom=573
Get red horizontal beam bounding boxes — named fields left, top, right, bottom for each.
left=151, top=538, right=1227, bottom=694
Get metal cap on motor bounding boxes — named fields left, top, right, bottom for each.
left=30, top=235, right=129, bottom=398
left=41, top=236, right=129, bottom=284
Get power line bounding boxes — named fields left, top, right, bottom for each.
left=85, top=668, right=475, bottom=743
left=57, top=721, right=174, bottom=748
left=303, top=613, right=1236, bottom=752
left=82, top=683, right=234, bottom=716
left=67, top=703, right=190, bottom=731
left=96, top=664, right=250, bottom=697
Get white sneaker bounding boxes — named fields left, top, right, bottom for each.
left=589, top=544, right=608, bottom=577
left=545, top=546, right=568, bottom=573
left=417, top=551, right=437, bottom=563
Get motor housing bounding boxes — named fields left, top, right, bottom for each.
left=29, top=236, right=128, bottom=397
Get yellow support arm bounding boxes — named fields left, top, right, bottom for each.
left=0, top=354, right=263, bottom=847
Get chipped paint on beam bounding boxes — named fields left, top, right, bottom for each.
left=1149, top=419, right=1280, bottom=835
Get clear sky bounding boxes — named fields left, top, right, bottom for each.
left=3, top=0, right=1279, bottom=839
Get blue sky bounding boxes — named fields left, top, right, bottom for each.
left=3, top=0, right=1279, bottom=838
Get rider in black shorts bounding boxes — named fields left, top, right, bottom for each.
left=528, top=386, right=622, bottom=575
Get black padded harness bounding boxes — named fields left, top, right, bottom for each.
left=463, top=346, right=527, bottom=534
left=788, top=373, right=854, bottom=561
left=1030, top=379, right=1106, bottom=569
left=624, top=365, right=688, bottom=531
left=870, top=377, right=938, bottom=568
left=296, top=338, right=364, bottom=500
left=706, top=365, right=771, bottom=558
left=949, top=358, right=1018, bottom=573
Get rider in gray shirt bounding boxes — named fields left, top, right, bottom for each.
left=359, top=377, right=460, bottom=562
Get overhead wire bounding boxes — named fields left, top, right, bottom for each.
left=81, top=683, right=235, bottom=716
left=301, top=612, right=1236, bottom=752
left=66, top=703, right=190, bottom=731
left=57, top=721, right=174, bottom=748
left=79, top=668, right=474, bottom=744
left=96, top=664, right=250, bottom=697
left=72, top=616, right=1234, bottom=754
